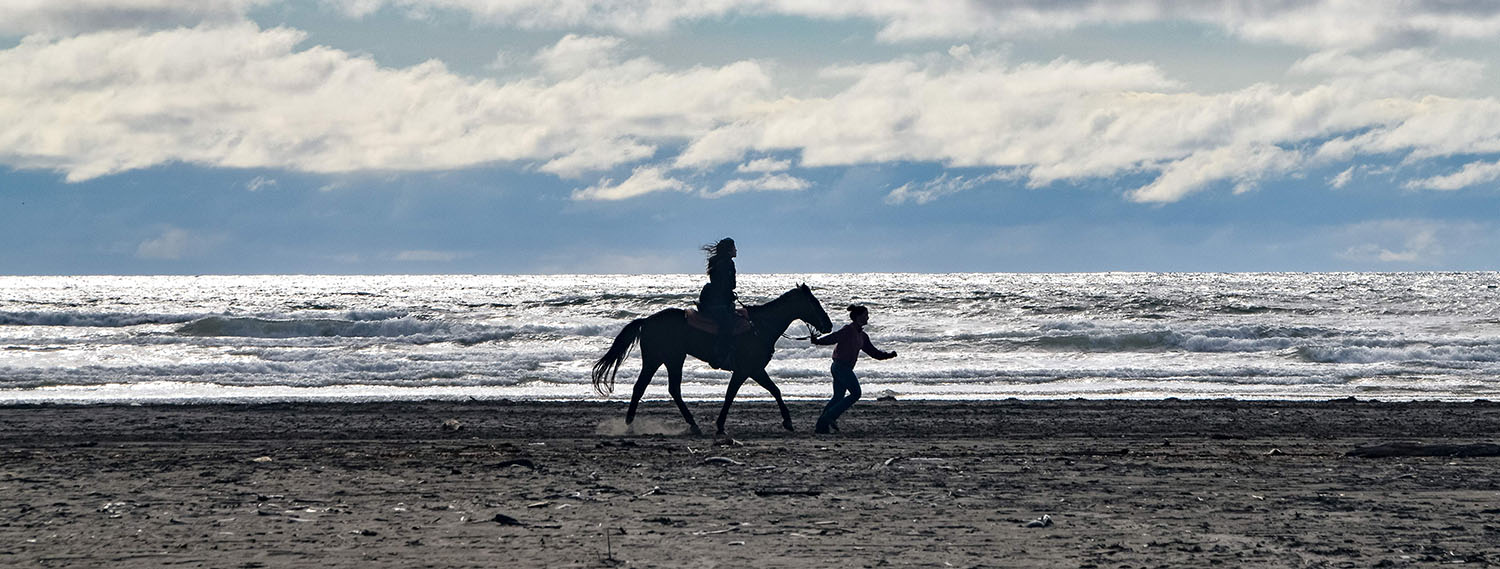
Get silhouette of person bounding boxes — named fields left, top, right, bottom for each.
left=810, top=304, right=896, bottom=434
left=698, top=238, right=738, bottom=369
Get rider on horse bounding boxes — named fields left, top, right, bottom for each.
left=699, top=237, right=738, bottom=369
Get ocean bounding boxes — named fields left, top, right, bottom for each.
left=2, top=273, right=1498, bottom=404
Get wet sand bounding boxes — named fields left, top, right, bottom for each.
left=3, top=398, right=1500, bottom=568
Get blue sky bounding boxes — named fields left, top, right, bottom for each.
left=3, top=1, right=1500, bottom=274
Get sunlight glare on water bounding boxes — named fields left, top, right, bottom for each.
left=2, top=273, right=1499, bottom=403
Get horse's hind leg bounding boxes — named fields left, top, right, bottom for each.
left=625, top=359, right=661, bottom=426
left=665, top=358, right=701, bottom=436
left=750, top=369, right=795, bottom=432
left=715, top=371, right=749, bottom=436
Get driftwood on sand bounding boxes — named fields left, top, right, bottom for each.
left=1346, top=442, right=1500, bottom=458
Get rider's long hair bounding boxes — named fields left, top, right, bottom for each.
left=702, top=237, right=735, bottom=274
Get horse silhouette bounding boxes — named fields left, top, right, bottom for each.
left=592, top=284, right=834, bottom=436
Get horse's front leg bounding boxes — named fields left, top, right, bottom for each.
left=750, top=369, right=795, bottom=432
left=716, top=371, right=749, bottom=436
left=666, top=359, right=702, bottom=436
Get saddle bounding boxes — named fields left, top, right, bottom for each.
left=685, top=307, right=754, bottom=335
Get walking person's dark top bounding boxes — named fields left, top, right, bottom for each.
left=810, top=304, right=896, bottom=433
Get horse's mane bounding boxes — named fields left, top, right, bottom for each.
left=745, top=284, right=810, bottom=315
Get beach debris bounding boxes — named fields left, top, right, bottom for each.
left=691, top=527, right=739, bottom=536
left=637, top=486, right=661, bottom=498
left=1024, top=514, right=1054, bottom=528
left=491, top=513, right=525, bottom=526
left=1348, top=442, right=1500, bottom=458
left=526, top=501, right=550, bottom=509
left=1264, top=448, right=1284, bottom=456
left=753, top=487, right=822, bottom=497
left=251, top=456, right=273, bottom=463
left=496, top=458, right=536, bottom=470
left=880, top=457, right=902, bottom=468
left=876, top=389, right=898, bottom=402
left=442, top=419, right=463, bottom=432
left=714, top=436, right=743, bottom=447
left=702, top=456, right=744, bottom=466
left=728, top=540, right=746, bottom=546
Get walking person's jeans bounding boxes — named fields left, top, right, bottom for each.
left=819, top=360, right=861, bottom=427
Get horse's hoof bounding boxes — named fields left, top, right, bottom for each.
left=782, top=420, right=795, bottom=433
left=690, top=425, right=704, bottom=436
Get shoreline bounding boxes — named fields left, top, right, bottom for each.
left=5, top=399, right=1500, bottom=567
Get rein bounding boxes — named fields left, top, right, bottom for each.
left=735, top=296, right=818, bottom=342
left=779, top=323, right=818, bottom=342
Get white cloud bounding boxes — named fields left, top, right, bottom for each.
left=1129, top=144, right=1302, bottom=203
left=736, top=157, right=791, bottom=173
left=0, top=25, right=772, bottom=181
left=245, top=175, right=277, bottom=191
left=1329, top=166, right=1355, bottom=189
left=1290, top=49, right=1487, bottom=96
left=572, top=165, right=687, bottom=200
left=308, top=1, right=1500, bottom=49
left=135, top=226, right=216, bottom=260
left=12, top=1, right=1500, bottom=51
left=7, top=15, right=1500, bottom=205
left=534, top=34, right=624, bottom=77
left=886, top=174, right=986, bottom=205
left=0, top=0, right=266, bottom=36
left=705, top=173, right=809, bottom=198
left=1335, top=220, right=1451, bottom=264
left=1405, top=160, right=1500, bottom=191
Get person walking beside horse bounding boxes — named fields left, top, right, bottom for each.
left=810, top=304, right=897, bottom=434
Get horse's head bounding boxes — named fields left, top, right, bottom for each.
left=795, top=283, right=834, bottom=334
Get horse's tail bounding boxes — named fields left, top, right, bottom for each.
left=591, top=318, right=645, bottom=396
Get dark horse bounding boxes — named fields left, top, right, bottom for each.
left=591, top=284, right=833, bottom=436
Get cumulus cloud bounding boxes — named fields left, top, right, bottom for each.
left=1335, top=220, right=1454, bottom=264
left=309, top=1, right=1500, bottom=49
left=705, top=173, right=809, bottom=198
left=1329, top=166, right=1355, bottom=189
left=1405, top=160, right=1500, bottom=191
left=887, top=174, right=992, bottom=205
left=7, top=14, right=1500, bottom=205
left=245, top=175, right=277, bottom=191
left=12, top=1, right=1500, bottom=50
left=0, top=0, right=266, bottom=36
left=736, top=157, right=791, bottom=173
left=1130, top=144, right=1302, bottom=203
left=572, top=165, right=687, bottom=200
left=135, top=226, right=217, bottom=260
left=534, top=34, right=625, bottom=77
left=1290, top=49, right=1487, bottom=96
left=0, top=25, right=772, bottom=181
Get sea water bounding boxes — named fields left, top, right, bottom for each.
left=2, top=273, right=1498, bottom=404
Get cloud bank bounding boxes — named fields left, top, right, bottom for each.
left=2, top=2, right=1500, bottom=205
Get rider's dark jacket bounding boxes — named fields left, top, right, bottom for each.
left=697, top=257, right=737, bottom=314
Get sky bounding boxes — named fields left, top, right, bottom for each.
left=3, top=1, right=1500, bottom=274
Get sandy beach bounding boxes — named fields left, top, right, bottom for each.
left=3, top=398, right=1500, bottom=568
